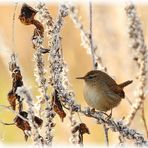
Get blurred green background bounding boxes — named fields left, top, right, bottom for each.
left=0, top=2, right=148, bottom=145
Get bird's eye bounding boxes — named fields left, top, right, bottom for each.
left=87, top=75, right=96, bottom=79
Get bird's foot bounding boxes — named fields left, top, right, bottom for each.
left=105, top=109, right=112, bottom=121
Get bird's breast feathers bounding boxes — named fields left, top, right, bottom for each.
left=83, top=83, right=121, bottom=111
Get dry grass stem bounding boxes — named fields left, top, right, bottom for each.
left=125, top=3, right=148, bottom=128
left=141, top=103, right=148, bottom=138
left=67, top=3, right=107, bottom=71
left=38, top=2, right=82, bottom=144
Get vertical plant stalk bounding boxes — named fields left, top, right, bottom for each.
left=19, top=3, right=55, bottom=145
left=37, top=3, right=81, bottom=144
left=16, top=86, right=43, bottom=145
left=89, top=1, right=109, bottom=145
left=35, top=3, right=56, bottom=145
left=89, top=0, right=96, bottom=69
left=67, top=3, right=107, bottom=72
left=69, top=111, right=79, bottom=144
left=141, top=103, right=148, bottom=138
left=125, top=3, right=148, bottom=130
left=103, top=124, right=109, bottom=146
left=36, top=3, right=57, bottom=145
left=12, top=2, right=18, bottom=52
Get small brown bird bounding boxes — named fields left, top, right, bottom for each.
left=77, top=70, right=132, bottom=112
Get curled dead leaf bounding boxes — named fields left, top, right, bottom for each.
left=8, top=68, right=23, bottom=111
left=19, top=3, right=37, bottom=25
left=52, top=90, right=66, bottom=121
left=14, top=111, right=43, bottom=141
left=79, top=123, right=90, bottom=135
left=71, top=123, right=90, bottom=135
left=8, top=90, right=16, bottom=110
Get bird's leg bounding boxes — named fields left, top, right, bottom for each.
left=105, top=109, right=112, bottom=121
left=108, top=109, right=112, bottom=119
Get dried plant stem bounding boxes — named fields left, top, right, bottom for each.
left=81, top=108, right=148, bottom=146
left=34, top=49, right=55, bottom=146
left=69, top=111, right=78, bottom=144
left=36, top=3, right=56, bottom=145
left=89, top=0, right=96, bottom=69
left=125, top=3, right=148, bottom=127
left=67, top=3, right=106, bottom=71
left=0, top=104, right=28, bottom=122
left=34, top=50, right=47, bottom=115
left=0, top=120, right=15, bottom=126
left=103, top=124, right=109, bottom=146
left=12, top=2, right=18, bottom=52
left=89, top=1, right=109, bottom=144
left=37, top=3, right=81, bottom=144
left=31, top=9, right=48, bottom=117
left=141, top=103, right=148, bottom=139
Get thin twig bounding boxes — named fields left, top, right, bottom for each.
left=103, top=124, right=109, bottom=146
left=89, top=0, right=96, bottom=69
left=81, top=108, right=148, bottom=145
left=125, top=95, right=132, bottom=106
left=89, top=1, right=109, bottom=144
left=0, top=104, right=28, bottom=122
left=12, top=2, right=18, bottom=51
left=0, top=120, right=15, bottom=126
left=141, top=103, right=148, bottom=139
left=125, top=3, right=148, bottom=126
left=67, top=2, right=107, bottom=72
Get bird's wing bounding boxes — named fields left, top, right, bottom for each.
left=100, top=72, right=125, bottom=98
left=108, top=84, right=125, bottom=98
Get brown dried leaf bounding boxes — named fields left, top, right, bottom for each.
left=33, top=20, right=44, bottom=37
left=14, top=111, right=43, bottom=141
left=71, top=124, right=79, bottom=134
left=79, top=123, right=90, bottom=135
left=8, top=68, right=24, bottom=111
left=71, top=123, right=90, bottom=135
left=8, top=90, right=16, bottom=110
left=34, top=116, right=43, bottom=127
left=52, top=90, right=66, bottom=121
left=19, top=3, right=37, bottom=25
left=13, top=68, right=22, bottom=80
left=14, top=111, right=31, bottom=131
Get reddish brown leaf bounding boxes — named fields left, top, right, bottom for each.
left=71, top=123, right=90, bottom=135
left=32, top=20, right=44, bottom=37
left=8, top=68, right=24, bottom=111
left=71, top=123, right=90, bottom=146
left=8, top=90, right=16, bottom=110
left=14, top=111, right=43, bottom=141
left=79, top=123, right=90, bottom=135
left=19, top=3, right=37, bottom=25
left=14, top=111, right=31, bottom=132
left=52, top=90, right=66, bottom=121
left=34, top=116, right=43, bottom=127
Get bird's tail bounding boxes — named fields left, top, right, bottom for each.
left=118, top=80, right=133, bottom=88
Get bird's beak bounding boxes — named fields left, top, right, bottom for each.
left=76, top=76, right=85, bottom=79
